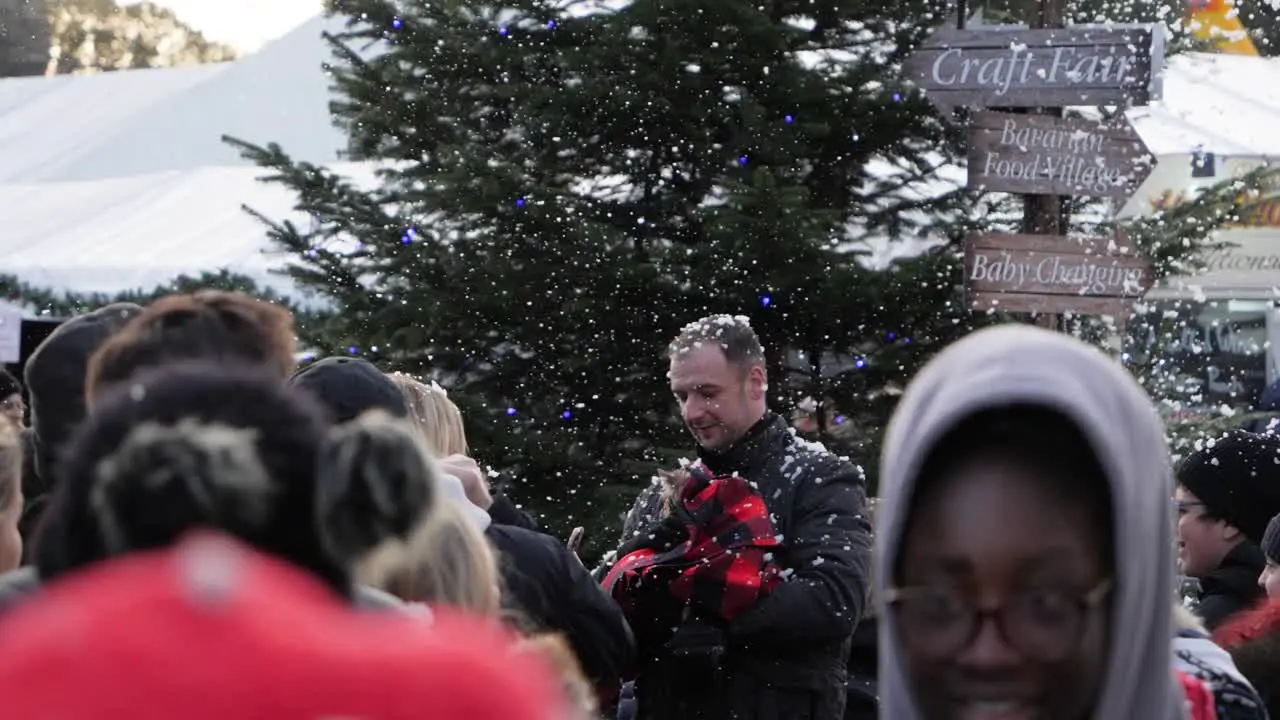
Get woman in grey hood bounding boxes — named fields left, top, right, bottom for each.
left=875, top=325, right=1186, bottom=719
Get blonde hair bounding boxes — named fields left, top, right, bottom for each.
left=514, top=633, right=599, bottom=720
left=357, top=502, right=501, bottom=617
left=0, top=417, right=20, bottom=514
left=387, top=373, right=469, bottom=458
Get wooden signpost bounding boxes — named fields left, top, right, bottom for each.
left=964, top=232, right=1152, bottom=317
left=968, top=111, right=1155, bottom=200
left=906, top=3, right=1163, bottom=327
left=903, top=25, right=1164, bottom=112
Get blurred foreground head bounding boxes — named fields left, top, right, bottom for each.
left=85, top=291, right=298, bottom=407
left=0, top=533, right=566, bottom=720
left=876, top=325, right=1181, bottom=720
left=33, top=363, right=437, bottom=598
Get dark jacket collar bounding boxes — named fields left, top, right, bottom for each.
left=1202, top=541, right=1266, bottom=600
left=697, top=412, right=786, bottom=477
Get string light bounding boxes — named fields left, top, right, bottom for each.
left=760, top=295, right=771, bottom=307
left=347, top=346, right=359, bottom=355
left=506, top=407, right=517, bottom=416
left=515, top=197, right=525, bottom=207
left=784, top=115, right=794, bottom=123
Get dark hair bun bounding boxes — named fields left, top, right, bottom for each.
left=91, top=419, right=277, bottom=556
left=315, top=411, right=438, bottom=565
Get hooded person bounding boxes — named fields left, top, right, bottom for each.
left=19, top=303, right=142, bottom=543
left=875, top=325, right=1185, bottom=719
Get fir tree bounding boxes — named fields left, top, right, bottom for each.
left=222, top=0, right=1276, bottom=548
left=226, top=0, right=975, bottom=548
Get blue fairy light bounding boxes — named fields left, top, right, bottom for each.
left=784, top=115, right=794, bottom=123
left=516, top=197, right=525, bottom=207
left=547, top=20, right=556, bottom=28
left=854, top=358, right=866, bottom=368
left=401, top=227, right=416, bottom=244
left=499, top=27, right=508, bottom=36
left=887, top=331, right=896, bottom=340
left=506, top=407, right=517, bottom=416
left=834, top=415, right=846, bottom=425
left=391, top=17, right=402, bottom=29
left=738, top=155, right=749, bottom=165
left=761, top=294, right=771, bottom=307
left=892, top=92, right=902, bottom=102
left=562, top=410, right=572, bottom=419
left=348, top=345, right=359, bottom=355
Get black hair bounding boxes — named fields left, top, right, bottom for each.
left=904, top=404, right=1115, bottom=574
left=34, top=362, right=436, bottom=598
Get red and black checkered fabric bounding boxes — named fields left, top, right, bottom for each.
left=603, top=462, right=783, bottom=626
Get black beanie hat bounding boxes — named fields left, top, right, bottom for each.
left=288, top=357, right=408, bottom=424
left=1176, top=430, right=1280, bottom=545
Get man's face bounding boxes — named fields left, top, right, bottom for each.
left=0, top=393, right=23, bottom=429
left=668, top=344, right=765, bottom=452
left=1175, top=485, right=1238, bottom=578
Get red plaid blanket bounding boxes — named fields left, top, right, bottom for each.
left=603, top=463, right=783, bottom=629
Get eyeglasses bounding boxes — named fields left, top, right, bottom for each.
left=1173, top=500, right=1208, bottom=517
left=883, top=580, right=1112, bottom=661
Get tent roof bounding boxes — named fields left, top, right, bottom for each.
left=0, top=162, right=381, bottom=304
left=0, top=13, right=350, bottom=185
left=1128, top=52, right=1280, bottom=157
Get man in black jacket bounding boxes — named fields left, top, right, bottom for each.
left=1176, top=430, right=1280, bottom=630
left=613, top=315, right=872, bottom=720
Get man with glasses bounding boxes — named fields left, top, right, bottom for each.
left=1175, top=430, right=1280, bottom=630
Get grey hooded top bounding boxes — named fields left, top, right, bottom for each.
left=875, top=325, right=1185, bottom=719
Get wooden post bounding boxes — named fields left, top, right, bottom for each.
left=1022, top=0, right=1067, bottom=330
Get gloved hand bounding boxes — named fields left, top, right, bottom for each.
left=617, top=514, right=689, bottom=558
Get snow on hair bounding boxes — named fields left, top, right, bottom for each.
left=90, top=419, right=274, bottom=556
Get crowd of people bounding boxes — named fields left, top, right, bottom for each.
left=0, top=292, right=1279, bottom=719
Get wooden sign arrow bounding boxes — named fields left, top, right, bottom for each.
left=904, top=24, right=1164, bottom=112
left=964, top=231, right=1152, bottom=317
left=967, top=111, right=1157, bottom=201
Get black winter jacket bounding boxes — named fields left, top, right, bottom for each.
left=1196, top=541, right=1266, bottom=631
left=488, top=523, right=635, bottom=685
left=617, top=413, right=873, bottom=720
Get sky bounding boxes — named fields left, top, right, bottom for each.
left=120, top=0, right=324, bottom=54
